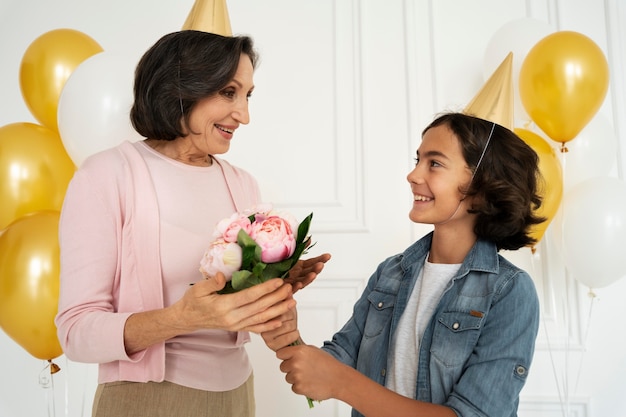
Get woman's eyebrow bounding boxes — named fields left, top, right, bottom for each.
left=229, top=78, right=255, bottom=92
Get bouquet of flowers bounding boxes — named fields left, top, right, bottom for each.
left=199, top=203, right=317, bottom=408
left=199, top=203, right=314, bottom=294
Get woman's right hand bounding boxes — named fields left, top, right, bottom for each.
left=123, top=273, right=294, bottom=355
left=177, top=273, right=296, bottom=334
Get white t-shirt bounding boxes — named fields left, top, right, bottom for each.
left=386, top=257, right=460, bottom=397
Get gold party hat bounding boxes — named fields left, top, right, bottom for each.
left=182, top=0, right=232, bottom=36
left=464, top=52, right=514, bottom=130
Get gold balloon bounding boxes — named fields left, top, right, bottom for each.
left=0, top=122, right=76, bottom=230
left=0, top=211, right=63, bottom=360
left=519, top=31, right=609, bottom=146
left=515, top=128, right=563, bottom=246
left=19, top=28, right=103, bottom=131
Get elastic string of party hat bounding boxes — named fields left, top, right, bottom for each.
left=468, top=122, right=496, bottom=188
left=459, top=121, right=495, bottom=202
left=436, top=122, right=496, bottom=226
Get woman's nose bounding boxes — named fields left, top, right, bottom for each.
left=233, top=99, right=250, bottom=125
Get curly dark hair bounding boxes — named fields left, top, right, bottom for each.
left=423, top=112, right=546, bottom=250
left=130, top=30, right=258, bottom=141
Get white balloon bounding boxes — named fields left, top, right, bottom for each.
left=561, top=113, right=618, bottom=192
left=58, top=51, right=143, bottom=167
left=483, top=18, right=554, bottom=125
left=561, top=177, right=626, bottom=289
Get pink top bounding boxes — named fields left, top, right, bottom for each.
left=55, top=140, right=261, bottom=391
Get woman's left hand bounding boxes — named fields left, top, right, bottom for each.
left=284, top=253, right=331, bottom=293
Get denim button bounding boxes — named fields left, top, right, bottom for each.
left=516, top=365, right=526, bottom=376
left=378, top=302, right=383, bottom=308
left=452, top=322, right=460, bottom=330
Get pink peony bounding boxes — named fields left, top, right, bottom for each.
left=250, top=216, right=296, bottom=263
left=241, top=203, right=273, bottom=218
left=199, top=239, right=242, bottom=281
left=267, top=208, right=298, bottom=235
left=213, top=214, right=253, bottom=243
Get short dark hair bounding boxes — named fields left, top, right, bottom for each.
left=423, top=112, right=546, bottom=250
left=130, top=30, right=258, bottom=141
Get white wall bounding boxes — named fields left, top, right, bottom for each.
left=1, top=1, right=625, bottom=417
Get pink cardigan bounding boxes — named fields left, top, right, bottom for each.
left=55, top=141, right=260, bottom=383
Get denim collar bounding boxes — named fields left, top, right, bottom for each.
left=399, top=231, right=500, bottom=279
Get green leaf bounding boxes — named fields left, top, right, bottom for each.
left=252, top=262, right=267, bottom=278
left=261, top=262, right=292, bottom=281
left=291, top=242, right=308, bottom=262
left=296, top=213, right=313, bottom=243
left=237, top=228, right=258, bottom=249
left=237, top=229, right=262, bottom=270
left=231, top=270, right=253, bottom=290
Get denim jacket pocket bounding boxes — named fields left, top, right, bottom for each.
left=363, top=291, right=396, bottom=338
left=431, top=311, right=484, bottom=367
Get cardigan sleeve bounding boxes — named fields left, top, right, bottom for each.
left=55, top=152, right=135, bottom=364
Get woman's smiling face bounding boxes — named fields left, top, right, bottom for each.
left=185, top=53, right=255, bottom=156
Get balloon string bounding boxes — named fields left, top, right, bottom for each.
left=559, top=141, right=568, bottom=193
left=63, top=357, right=69, bottom=417
left=61, top=357, right=89, bottom=417
left=563, top=270, right=572, bottom=416
left=559, top=149, right=568, bottom=258
left=80, top=364, right=89, bottom=417
left=553, top=148, right=570, bottom=417
left=573, top=289, right=596, bottom=395
left=560, top=149, right=570, bottom=417
left=40, top=360, right=57, bottom=417
left=532, top=243, right=565, bottom=417
left=541, top=303, right=566, bottom=417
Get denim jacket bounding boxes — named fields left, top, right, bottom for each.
left=321, top=232, right=540, bottom=417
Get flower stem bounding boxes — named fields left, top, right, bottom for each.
left=289, top=339, right=316, bottom=409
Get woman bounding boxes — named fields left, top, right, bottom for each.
left=55, top=30, right=329, bottom=417
left=263, top=112, right=543, bottom=417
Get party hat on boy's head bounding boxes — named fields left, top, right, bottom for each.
left=182, top=0, right=232, bottom=36
left=463, top=52, right=514, bottom=130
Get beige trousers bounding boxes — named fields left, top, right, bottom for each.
left=92, top=374, right=255, bottom=417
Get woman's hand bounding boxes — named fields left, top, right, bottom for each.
left=261, top=305, right=300, bottom=351
left=123, top=273, right=296, bottom=355
left=284, top=253, right=331, bottom=293
left=180, top=273, right=296, bottom=333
